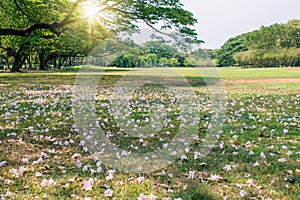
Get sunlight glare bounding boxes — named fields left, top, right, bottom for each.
left=82, top=0, right=100, bottom=19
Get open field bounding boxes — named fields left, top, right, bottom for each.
left=0, top=67, right=299, bottom=199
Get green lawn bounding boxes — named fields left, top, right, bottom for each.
left=0, top=67, right=299, bottom=199
left=1, top=66, right=300, bottom=79
left=218, top=67, right=300, bottom=79
left=1, top=66, right=300, bottom=78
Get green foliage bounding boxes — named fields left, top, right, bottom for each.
left=106, top=39, right=216, bottom=68
left=216, top=19, right=300, bottom=67
left=109, top=40, right=183, bottom=67
left=0, top=0, right=200, bottom=72
left=144, top=40, right=177, bottom=58
left=216, top=36, right=248, bottom=67
left=168, top=57, right=179, bottom=67
left=97, top=35, right=218, bottom=68
left=234, top=48, right=300, bottom=67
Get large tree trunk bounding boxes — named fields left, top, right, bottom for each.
left=10, top=44, right=29, bottom=72
left=5, top=57, right=10, bottom=69
left=39, top=51, right=47, bottom=70
left=11, top=54, right=23, bottom=72
left=11, top=51, right=25, bottom=72
left=53, top=57, right=57, bottom=68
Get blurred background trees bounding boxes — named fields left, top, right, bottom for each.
left=216, top=19, right=300, bottom=67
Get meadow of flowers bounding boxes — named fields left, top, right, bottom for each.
left=0, top=71, right=299, bottom=199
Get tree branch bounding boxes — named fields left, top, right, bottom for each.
left=142, top=19, right=173, bottom=38
left=0, top=22, right=57, bottom=36
left=0, top=0, right=85, bottom=37
left=13, top=0, right=40, bottom=23
left=60, top=0, right=85, bottom=25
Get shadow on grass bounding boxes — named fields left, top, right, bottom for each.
left=0, top=74, right=122, bottom=86
left=172, top=180, right=220, bottom=200
left=185, top=76, right=223, bottom=87
left=0, top=69, right=223, bottom=87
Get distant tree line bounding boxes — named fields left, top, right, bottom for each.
left=215, top=19, right=300, bottom=67
left=89, top=40, right=214, bottom=68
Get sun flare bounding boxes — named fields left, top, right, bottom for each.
left=82, top=0, right=100, bottom=19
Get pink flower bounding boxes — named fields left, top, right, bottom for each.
left=138, top=193, right=147, bottom=200
left=240, top=190, right=248, bottom=197
left=278, top=158, right=287, bottom=163
left=83, top=178, right=94, bottom=191
left=188, top=171, right=195, bottom=179
left=260, top=152, right=266, bottom=159
left=253, top=161, right=259, bottom=167
left=223, top=165, right=231, bottom=172
left=137, top=176, right=145, bottom=183
left=0, top=161, right=6, bottom=167
left=210, top=174, right=221, bottom=181
left=40, top=178, right=56, bottom=187
left=76, top=160, right=82, bottom=168
left=104, top=189, right=113, bottom=197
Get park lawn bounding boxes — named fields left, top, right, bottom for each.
left=0, top=68, right=299, bottom=199
left=217, top=67, right=300, bottom=79
left=1, top=66, right=300, bottom=78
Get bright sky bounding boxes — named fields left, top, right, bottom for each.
left=181, top=0, right=300, bottom=49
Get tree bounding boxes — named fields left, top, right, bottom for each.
left=216, top=19, right=300, bottom=67
left=184, top=56, right=197, bottom=67
left=0, top=36, right=32, bottom=72
left=0, top=0, right=200, bottom=71
left=143, top=40, right=177, bottom=59
left=168, top=57, right=179, bottom=67
left=159, top=57, right=170, bottom=67
left=216, top=36, right=248, bottom=67
left=0, top=0, right=80, bottom=36
left=145, top=53, right=158, bottom=66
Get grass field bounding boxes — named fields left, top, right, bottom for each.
left=0, top=67, right=299, bottom=199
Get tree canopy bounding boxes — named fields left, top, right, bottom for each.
left=0, top=0, right=198, bottom=38
left=0, top=0, right=200, bottom=71
left=216, top=19, right=300, bottom=67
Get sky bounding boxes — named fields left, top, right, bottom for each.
left=181, top=0, right=300, bottom=49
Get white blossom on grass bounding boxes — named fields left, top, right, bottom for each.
left=82, top=178, right=94, bottom=191
left=138, top=193, right=147, bottom=200
left=96, top=166, right=102, bottom=173
left=253, top=161, right=259, bottom=167
left=35, top=172, right=43, bottom=177
left=71, top=153, right=81, bottom=159
left=187, top=171, right=195, bottom=179
left=0, top=161, right=6, bottom=167
left=180, top=154, right=187, bottom=160
left=210, top=174, right=221, bottom=181
left=82, top=165, right=89, bottom=172
left=40, top=178, right=56, bottom=187
left=75, top=160, right=82, bottom=168
left=21, top=158, right=29, bottom=164
left=223, top=165, right=231, bottom=172
left=136, top=176, right=145, bottom=183
left=278, top=158, right=287, bottom=163
left=260, top=152, right=266, bottom=159
left=240, top=190, right=248, bottom=197
left=104, top=189, right=113, bottom=197
left=106, top=170, right=115, bottom=181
